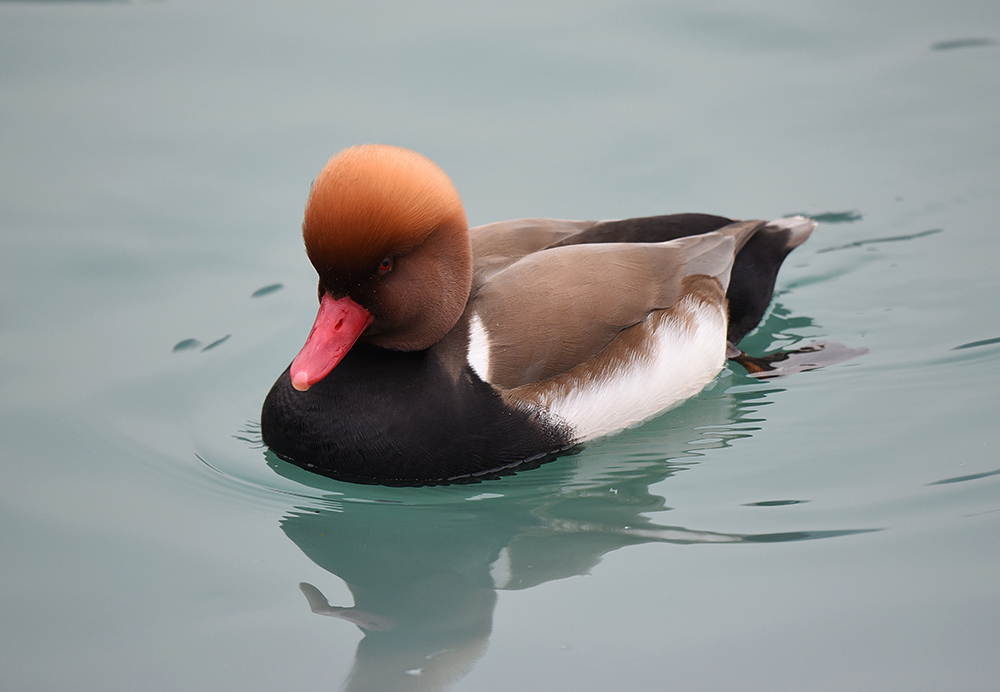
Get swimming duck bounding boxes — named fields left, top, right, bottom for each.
left=261, top=144, right=816, bottom=485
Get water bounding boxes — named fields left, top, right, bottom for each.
left=2, top=1, right=999, bottom=690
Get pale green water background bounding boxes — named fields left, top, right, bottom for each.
left=2, top=1, right=999, bottom=690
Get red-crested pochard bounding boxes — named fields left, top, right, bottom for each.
left=261, top=144, right=816, bottom=485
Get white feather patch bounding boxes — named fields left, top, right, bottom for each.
left=467, top=312, right=491, bottom=380
left=539, top=296, right=728, bottom=442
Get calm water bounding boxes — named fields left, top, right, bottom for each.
left=2, top=1, right=999, bottom=690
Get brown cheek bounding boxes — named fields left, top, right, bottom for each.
left=388, top=272, right=423, bottom=323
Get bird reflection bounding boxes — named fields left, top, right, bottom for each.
left=270, top=311, right=869, bottom=691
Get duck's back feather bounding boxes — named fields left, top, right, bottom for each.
left=550, top=213, right=736, bottom=247
left=469, top=218, right=599, bottom=288
left=544, top=212, right=814, bottom=344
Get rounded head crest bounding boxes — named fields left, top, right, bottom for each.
left=302, top=144, right=467, bottom=281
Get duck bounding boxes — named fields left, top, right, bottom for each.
left=261, top=144, right=816, bottom=485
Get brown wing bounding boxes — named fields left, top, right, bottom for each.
left=469, top=218, right=600, bottom=290
left=470, top=224, right=760, bottom=388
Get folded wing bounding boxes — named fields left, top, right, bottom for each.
left=469, top=223, right=760, bottom=388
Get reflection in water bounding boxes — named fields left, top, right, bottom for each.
left=816, top=227, right=941, bottom=254
left=731, top=341, right=868, bottom=378
left=270, top=357, right=874, bottom=691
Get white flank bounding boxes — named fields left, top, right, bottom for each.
left=467, top=312, right=491, bottom=380
left=542, top=296, right=728, bottom=442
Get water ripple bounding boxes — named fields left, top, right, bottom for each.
left=927, top=468, right=1000, bottom=486
left=817, top=228, right=942, bottom=253
left=952, top=336, right=1000, bottom=351
left=930, top=37, right=996, bottom=51
left=251, top=283, right=283, bottom=298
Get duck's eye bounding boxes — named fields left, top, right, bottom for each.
left=377, top=257, right=393, bottom=275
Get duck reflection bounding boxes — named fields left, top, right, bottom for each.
left=280, top=486, right=776, bottom=691
left=270, top=314, right=866, bottom=691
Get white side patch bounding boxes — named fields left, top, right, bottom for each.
left=544, top=297, right=728, bottom=442
left=467, top=312, right=491, bottom=380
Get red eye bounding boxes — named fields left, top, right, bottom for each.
left=377, top=257, right=393, bottom=274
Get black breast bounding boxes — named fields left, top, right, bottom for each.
left=261, top=344, right=574, bottom=485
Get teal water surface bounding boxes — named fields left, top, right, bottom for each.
left=2, top=1, right=999, bottom=690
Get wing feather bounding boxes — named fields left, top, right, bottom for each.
left=471, top=228, right=755, bottom=388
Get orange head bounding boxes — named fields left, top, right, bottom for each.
left=300, top=144, right=473, bottom=354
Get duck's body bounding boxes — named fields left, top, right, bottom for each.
left=261, top=146, right=815, bottom=485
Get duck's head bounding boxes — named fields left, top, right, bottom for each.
left=290, top=144, right=472, bottom=391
